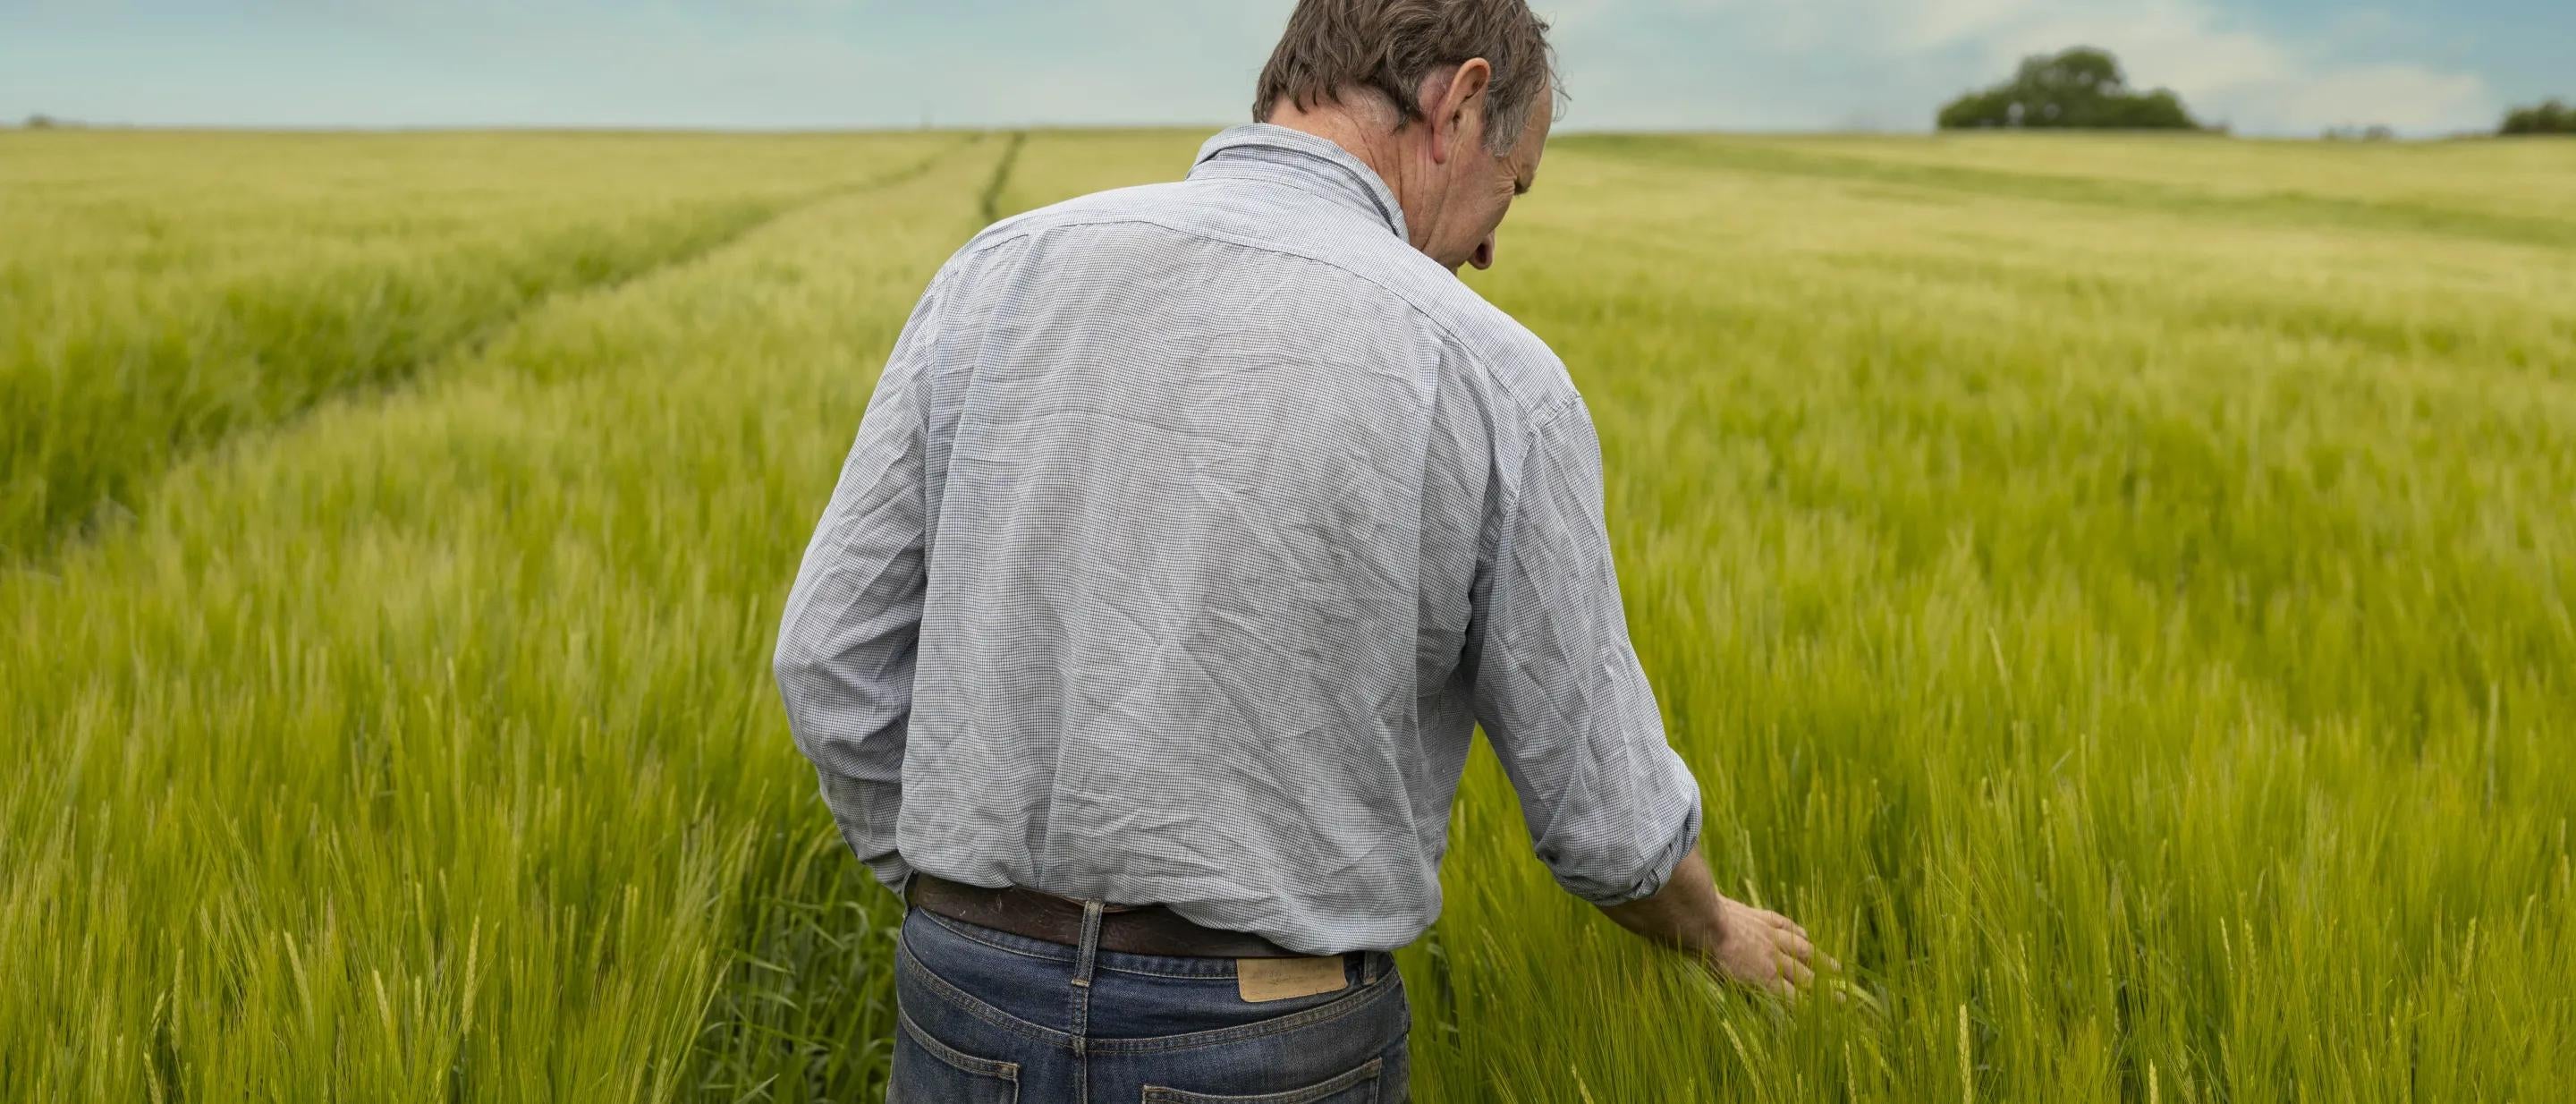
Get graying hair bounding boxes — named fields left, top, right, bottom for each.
left=1254, top=0, right=1558, bottom=156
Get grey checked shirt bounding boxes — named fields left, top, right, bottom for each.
left=775, top=124, right=1703, bottom=955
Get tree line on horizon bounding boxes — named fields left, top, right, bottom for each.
left=2501, top=98, right=2573, bottom=135
left=1936, top=47, right=2572, bottom=137
left=1937, top=47, right=2200, bottom=130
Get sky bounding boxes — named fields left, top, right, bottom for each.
left=2, top=0, right=2565, bottom=137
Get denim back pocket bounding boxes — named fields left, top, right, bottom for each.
left=891, top=1007, right=1020, bottom=1104
left=1141, top=1055, right=1382, bottom=1104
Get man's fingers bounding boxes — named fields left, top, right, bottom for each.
left=1761, top=911, right=1809, bottom=942
left=1763, top=966, right=1798, bottom=998
left=1710, top=899, right=1825, bottom=998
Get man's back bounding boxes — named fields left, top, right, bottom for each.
left=779, top=9, right=1814, bottom=1098
left=776, top=125, right=1703, bottom=955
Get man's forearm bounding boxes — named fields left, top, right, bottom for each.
left=1595, top=840, right=1818, bottom=995
left=1597, top=841, right=1731, bottom=955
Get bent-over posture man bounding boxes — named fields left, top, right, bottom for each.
left=775, top=2, right=1814, bottom=1099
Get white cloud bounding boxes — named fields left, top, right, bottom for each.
left=1597, top=0, right=2496, bottom=134
left=2260, top=64, right=2492, bottom=131
left=1980, top=6, right=2289, bottom=91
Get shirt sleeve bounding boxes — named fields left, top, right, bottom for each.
left=772, top=273, right=946, bottom=897
left=1466, top=396, right=1705, bottom=907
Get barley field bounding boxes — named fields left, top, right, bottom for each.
left=4, top=126, right=2572, bottom=1102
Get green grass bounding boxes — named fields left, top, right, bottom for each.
left=0, top=130, right=977, bottom=558
left=4, top=128, right=2572, bottom=1101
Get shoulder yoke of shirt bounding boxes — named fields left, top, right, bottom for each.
left=945, top=123, right=1586, bottom=428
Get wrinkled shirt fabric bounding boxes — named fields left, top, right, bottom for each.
left=775, top=123, right=1703, bottom=955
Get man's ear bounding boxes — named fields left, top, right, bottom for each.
left=1425, top=58, right=1493, bottom=166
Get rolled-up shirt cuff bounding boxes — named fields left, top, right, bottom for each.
left=1578, top=786, right=1705, bottom=907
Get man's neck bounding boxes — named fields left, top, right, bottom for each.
left=1261, top=104, right=1436, bottom=257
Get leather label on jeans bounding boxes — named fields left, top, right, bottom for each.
left=1236, top=956, right=1348, bottom=1003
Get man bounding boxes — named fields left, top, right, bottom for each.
left=775, top=1, right=1816, bottom=1099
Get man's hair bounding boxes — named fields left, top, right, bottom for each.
left=1254, top=0, right=1557, bottom=156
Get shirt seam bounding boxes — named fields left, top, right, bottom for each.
left=958, top=205, right=1579, bottom=428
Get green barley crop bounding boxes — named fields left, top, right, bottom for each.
left=0, top=131, right=969, bottom=558
left=3, top=127, right=2571, bottom=1101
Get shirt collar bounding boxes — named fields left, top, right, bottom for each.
left=1189, top=123, right=1411, bottom=242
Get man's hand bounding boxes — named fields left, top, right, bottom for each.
left=1705, top=893, right=1815, bottom=994
left=1598, top=842, right=1818, bottom=996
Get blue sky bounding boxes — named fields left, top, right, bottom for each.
left=3, top=0, right=2564, bottom=136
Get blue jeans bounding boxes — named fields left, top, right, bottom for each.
left=890, top=904, right=1411, bottom=1103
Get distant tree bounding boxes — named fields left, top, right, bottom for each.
left=2500, top=98, right=2573, bottom=135
left=1937, top=47, right=2201, bottom=131
left=24, top=114, right=56, bottom=130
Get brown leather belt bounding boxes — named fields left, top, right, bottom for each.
left=906, top=871, right=1309, bottom=959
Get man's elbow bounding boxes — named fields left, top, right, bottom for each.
left=772, top=612, right=845, bottom=707
left=1539, top=799, right=1705, bottom=908
left=770, top=630, right=847, bottom=750
left=772, top=635, right=818, bottom=696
